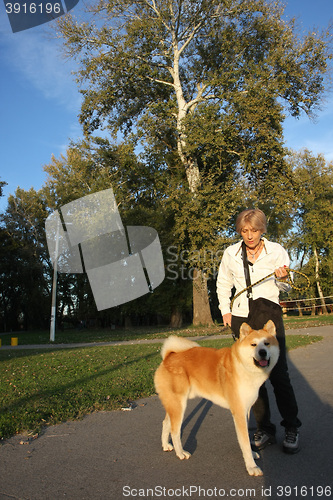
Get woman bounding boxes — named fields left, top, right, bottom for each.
left=216, top=208, right=301, bottom=454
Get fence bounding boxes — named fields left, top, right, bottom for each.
left=280, top=295, right=333, bottom=314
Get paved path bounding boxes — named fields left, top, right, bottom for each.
left=0, top=326, right=332, bottom=499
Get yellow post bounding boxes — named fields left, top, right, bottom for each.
left=11, top=337, right=18, bottom=346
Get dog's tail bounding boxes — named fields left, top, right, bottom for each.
left=161, top=336, right=199, bottom=360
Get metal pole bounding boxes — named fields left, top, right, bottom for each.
left=50, top=218, right=60, bottom=342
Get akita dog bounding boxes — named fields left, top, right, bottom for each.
left=154, top=320, right=279, bottom=476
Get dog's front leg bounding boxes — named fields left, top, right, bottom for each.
left=232, top=411, right=263, bottom=476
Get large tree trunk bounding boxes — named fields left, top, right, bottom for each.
left=173, top=47, right=213, bottom=326
left=184, top=158, right=214, bottom=326
left=192, top=268, right=214, bottom=326
left=170, top=307, right=183, bottom=328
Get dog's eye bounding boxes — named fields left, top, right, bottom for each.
left=251, top=343, right=257, bottom=347
left=264, top=342, right=270, bottom=346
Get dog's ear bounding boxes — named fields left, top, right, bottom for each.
left=263, top=320, right=276, bottom=336
left=239, top=322, right=253, bottom=340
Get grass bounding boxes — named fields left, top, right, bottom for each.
left=0, top=334, right=323, bottom=441
left=283, top=313, right=333, bottom=330
left=1, top=313, right=332, bottom=347
left=0, top=324, right=227, bottom=346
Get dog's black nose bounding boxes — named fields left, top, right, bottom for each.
left=259, top=349, right=267, bottom=358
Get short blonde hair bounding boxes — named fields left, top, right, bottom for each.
left=235, top=209, right=267, bottom=234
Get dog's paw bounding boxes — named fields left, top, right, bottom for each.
left=177, top=450, right=191, bottom=460
left=252, top=450, right=260, bottom=459
left=163, top=443, right=174, bottom=452
left=247, top=465, right=263, bottom=476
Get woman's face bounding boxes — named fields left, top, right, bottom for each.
left=241, top=223, right=262, bottom=249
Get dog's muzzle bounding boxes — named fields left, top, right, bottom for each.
left=253, top=349, right=270, bottom=368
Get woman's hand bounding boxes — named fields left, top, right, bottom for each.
left=223, top=313, right=232, bottom=327
left=275, top=266, right=289, bottom=279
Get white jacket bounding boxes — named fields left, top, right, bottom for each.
left=216, top=237, right=291, bottom=318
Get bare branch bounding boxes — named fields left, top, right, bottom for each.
left=145, top=75, right=175, bottom=88
left=178, top=19, right=204, bottom=56
left=184, top=82, right=210, bottom=112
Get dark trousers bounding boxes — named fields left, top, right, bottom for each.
left=231, top=314, right=302, bottom=434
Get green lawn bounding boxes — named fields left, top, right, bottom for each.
left=1, top=313, right=332, bottom=347
left=0, top=324, right=226, bottom=346
left=0, top=334, right=323, bottom=441
left=283, top=313, right=333, bottom=330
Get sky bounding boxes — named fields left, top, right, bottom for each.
left=0, top=0, right=333, bottom=213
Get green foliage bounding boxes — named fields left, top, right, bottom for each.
left=54, top=0, right=332, bottom=325
left=57, top=0, right=331, bottom=138
left=1, top=1, right=332, bottom=329
left=291, top=150, right=333, bottom=254
left=286, top=150, right=333, bottom=297
left=41, top=138, right=192, bottom=324
left=0, top=179, right=7, bottom=198
left=0, top=188, right=50, bottom=331
left=55, top=0, right=333, bottom=220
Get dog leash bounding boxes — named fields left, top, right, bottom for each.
left=230, top=268, right=310, bottom=310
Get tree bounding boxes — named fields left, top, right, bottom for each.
left=288, top=150, right=333, bottom=313
left=42, top=137, right=192, bottom=326
left=56, top=0, right=331, bottom=324
left=0, top=188, right=49, bottom=331
left=0, top=179, right=6, bottom=198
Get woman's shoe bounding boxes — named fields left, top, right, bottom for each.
left=283, top=428, right=300, bottom=454
left=251, top=429, right=276, bottom=450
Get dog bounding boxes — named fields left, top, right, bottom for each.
left=154, top=320, right=279, bottom=476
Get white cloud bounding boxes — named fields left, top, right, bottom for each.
left=1, top=24, right=82, bottom=112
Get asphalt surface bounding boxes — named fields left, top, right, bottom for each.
left=1, top=325, right=333, bottom=500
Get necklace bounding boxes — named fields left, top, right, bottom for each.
left=246, top=240, right=262, bottom=259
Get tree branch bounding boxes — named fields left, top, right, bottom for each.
left=145, top=75, right=175, bottom=88
left=178, top=19, right=204, bottom=56
left=142, top=0, right=172, bottom=34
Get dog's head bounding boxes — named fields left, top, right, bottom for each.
left=237, top=320, right=280, bottom=373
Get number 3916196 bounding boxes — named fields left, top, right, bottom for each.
left=276, top=485, right=331, bottom=497
left=5, top=2, right=62, bottom=14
